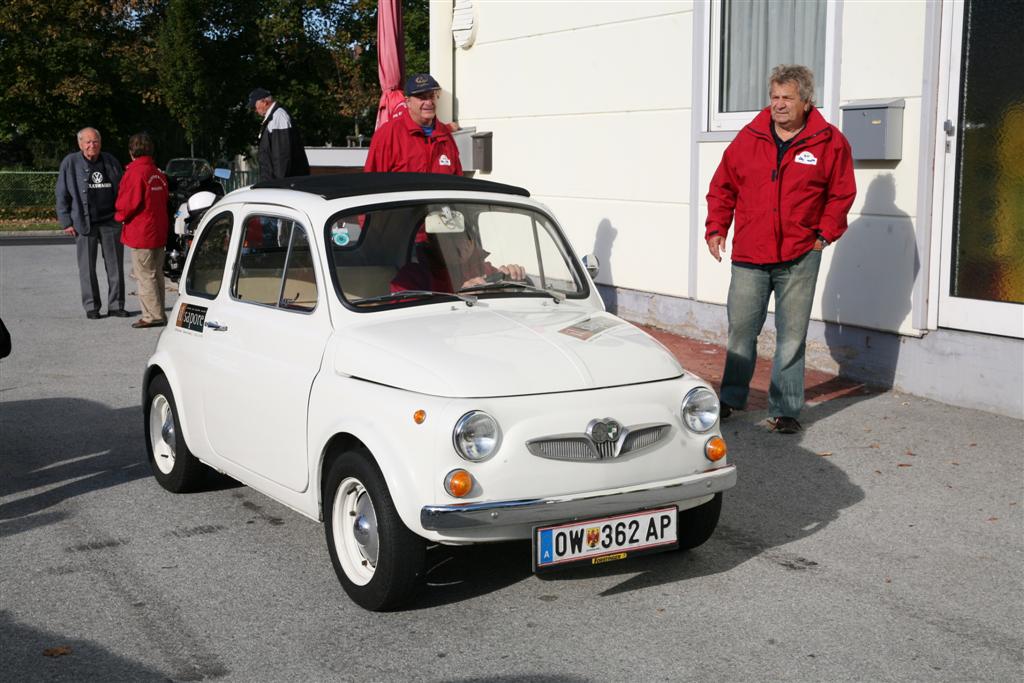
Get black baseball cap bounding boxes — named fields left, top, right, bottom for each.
left=247, top=88, right=271, bottom=108
left=404, top=73, right=440, bottom=96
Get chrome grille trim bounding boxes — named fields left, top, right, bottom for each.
left=526, top=423, right=671, bottom=461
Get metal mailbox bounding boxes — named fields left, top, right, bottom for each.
left=840, top=98, right=905, bottom=161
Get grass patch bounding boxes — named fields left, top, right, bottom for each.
left=0, top=219, right=62, bottom=232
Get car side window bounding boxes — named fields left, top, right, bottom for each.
left=234, top=216, right=318, bottom=311
left=184, top=211, right=233, bottom=299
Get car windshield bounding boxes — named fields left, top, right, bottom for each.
left=165, top=158, right=210, bottom=178
left=326, top=201, right=586, bottom=309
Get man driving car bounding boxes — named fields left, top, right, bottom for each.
left=390, top=227, right=524, bottom=293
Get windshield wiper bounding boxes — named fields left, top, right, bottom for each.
left=351, top=290, right=478, bottom=306
left=458, top=281, right=565, bottom=303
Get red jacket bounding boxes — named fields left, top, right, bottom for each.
left=705, top=107, right=856, bottom=264
left=364, top=111, right=463, bottom=175
left=115, top=156, right=169, bottom=249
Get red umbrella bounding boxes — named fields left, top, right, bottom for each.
left=375, top=0, right=406, bottom=130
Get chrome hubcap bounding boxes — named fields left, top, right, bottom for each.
left=332, top=477, right=378, bottom=586
left=149, top=394, right=176, bottom=475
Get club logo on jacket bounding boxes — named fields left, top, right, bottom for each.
left=795, top=151, right=818, bottom=166
left=439, top=154, right=452, bottom=167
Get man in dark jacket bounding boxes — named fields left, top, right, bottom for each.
left=705, top=64, right=856, bottom=433
left=56, top=127, right=128, bottom=319
left=248, top=88, right=310, bottom=181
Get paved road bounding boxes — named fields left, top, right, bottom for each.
left=1, top=242, right=1022, bottom=682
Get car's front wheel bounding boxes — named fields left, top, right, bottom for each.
left=677, top=492, right=722, bottom=550
left=323, top=449, right=426, bottom=611
left=144, top=374, right=208, bottom=493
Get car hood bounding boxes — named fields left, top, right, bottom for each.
left=332, top=305, right=683, bottom=397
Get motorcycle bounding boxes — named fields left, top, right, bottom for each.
left=164, top=160, right=231, bottom=282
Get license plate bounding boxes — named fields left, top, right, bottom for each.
left=533, top=506, right=678, bottom=572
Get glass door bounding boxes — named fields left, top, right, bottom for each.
left=937, top=0, right=1024, bottom=338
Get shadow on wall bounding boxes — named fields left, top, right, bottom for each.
left=820, top=174, right=919, bottom=388
left=592, top=219, right=618, bottom=314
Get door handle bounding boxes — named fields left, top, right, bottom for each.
left=205, top=320, right=228, bottom=332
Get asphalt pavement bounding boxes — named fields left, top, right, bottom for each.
left=1, top=241, right=1021, bottom=682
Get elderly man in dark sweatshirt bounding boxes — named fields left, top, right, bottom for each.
left=56, top=127, right=128, bottom=319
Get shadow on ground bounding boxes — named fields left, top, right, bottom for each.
left=0, top=398, right=150, bottom=538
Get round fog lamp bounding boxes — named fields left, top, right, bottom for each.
left=681, top=387, right=720, bottom=433
left=453, top=411, right=501, bottom=461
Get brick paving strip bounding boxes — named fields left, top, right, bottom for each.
left=641, top=325, right=875, bottom=411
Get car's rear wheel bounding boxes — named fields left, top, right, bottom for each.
left=677, top=492, right=722, bottom=550
left=323, top=449, right=426, bottom=611
left=145, top=374, right=207, bottom=493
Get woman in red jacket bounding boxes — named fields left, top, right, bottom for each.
left=115, top=133, right=170, bottom=328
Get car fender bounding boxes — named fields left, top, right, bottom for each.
left=143, top=350, right=202, bottom=455
left=307, top=374, right=453, bottom=535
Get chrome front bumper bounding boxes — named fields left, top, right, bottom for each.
left=420, top=464, right=737, bottom=531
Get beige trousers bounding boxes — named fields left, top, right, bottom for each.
left=131, top=247, right=166, bottom=322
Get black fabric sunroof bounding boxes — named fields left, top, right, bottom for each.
left=251, top=172, right=530, bottom=199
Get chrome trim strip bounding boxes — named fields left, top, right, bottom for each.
left=420, top=464, right=737, bottom=531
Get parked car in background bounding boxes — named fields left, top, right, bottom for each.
left=142, top=173, right=736, bottom=610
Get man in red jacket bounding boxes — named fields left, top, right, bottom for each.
left=705, top=64, right=856, bottom=433
left=115, top=133, right=170, bottom=329
left=364, top=73, right=462, bottom=175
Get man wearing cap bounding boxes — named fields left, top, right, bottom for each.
left=248, top=88, right=310, bottom=182
left=364, top=73, right=463, bottom=175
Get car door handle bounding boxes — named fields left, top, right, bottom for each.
left=205, top=320, right=228, bottom=332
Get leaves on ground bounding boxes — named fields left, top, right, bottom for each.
left=43, top=646, right=71, bottom=657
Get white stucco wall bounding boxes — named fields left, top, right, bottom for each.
left=431, top=0, right=930, bottom=336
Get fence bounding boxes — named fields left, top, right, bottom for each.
left=0, top=172, right=58, bottom=219
left=0, top=169, right=259, bottom=217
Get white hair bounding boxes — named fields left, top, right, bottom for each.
left=76, top=127, right=101, bottom=142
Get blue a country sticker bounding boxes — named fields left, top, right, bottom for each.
left=176, top=303, right=207, bottom=334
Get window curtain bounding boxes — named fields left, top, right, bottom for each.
left=721, top=0, right=826, bottom=112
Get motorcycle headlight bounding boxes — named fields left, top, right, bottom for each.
left=681, top=387, right=720, bottom=433
left=453, top=411, right=502, bottom=462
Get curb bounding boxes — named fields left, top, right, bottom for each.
left=0, top=230, right=70, bottom=238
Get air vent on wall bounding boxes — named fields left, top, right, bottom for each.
left=452, top=0, right=477, bottom=49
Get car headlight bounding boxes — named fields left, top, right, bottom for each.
left=453, top=411, right=502, bottom=461
left=681, top=387, right=720, bottom=433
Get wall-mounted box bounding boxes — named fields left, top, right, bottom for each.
left=452, top=126, right=493, bottom=173
left=840, top=98, right=905, bottom=161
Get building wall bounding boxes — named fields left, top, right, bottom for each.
left=429, top=1, right=1023, bottom=418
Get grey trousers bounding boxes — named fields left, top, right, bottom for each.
left=76, top=220, right=125, bottom=313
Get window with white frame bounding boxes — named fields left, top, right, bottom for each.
left=707, top=0, right=835, bottom=132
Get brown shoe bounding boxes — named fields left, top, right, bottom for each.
left=131, top=319, right=167, bottom=329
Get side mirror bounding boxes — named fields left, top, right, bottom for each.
left=213, top=168, right=231, bottom=180
left=581, top=254, right=600, bottom=279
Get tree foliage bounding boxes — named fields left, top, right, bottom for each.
left=0, top=0, right=429, bottom=167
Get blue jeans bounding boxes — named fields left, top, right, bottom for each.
left=721, top=249, right=822, bottom=418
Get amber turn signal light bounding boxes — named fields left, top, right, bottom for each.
left=444, top=469, right=473, bottom=498
left=413, top=409, right=426, bottom=424
left=705, top=436, right=727, bottom=462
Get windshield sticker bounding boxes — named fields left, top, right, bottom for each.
left=331, top=225, right=350, bottom=246
left=176, top=303, right=207, bottom=335
left=559, top=317, right=625, bottom=341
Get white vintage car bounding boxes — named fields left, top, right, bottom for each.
left=143, top=173, right=736, bottom=610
